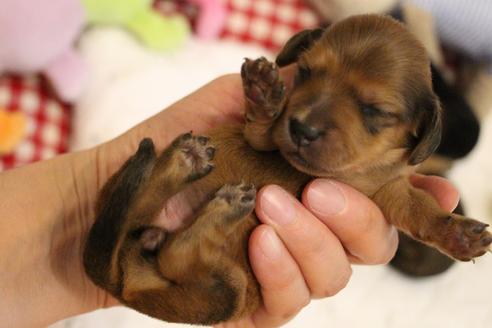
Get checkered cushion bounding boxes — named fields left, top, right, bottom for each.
left=0, top=75, right=70, bottom=171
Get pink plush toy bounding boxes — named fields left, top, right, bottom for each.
left=0, top=0, right=86, bottom=102
left=190, top=0, right=227, bottom=39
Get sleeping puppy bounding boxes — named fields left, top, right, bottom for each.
left=83, top=15, right=492, bottom=325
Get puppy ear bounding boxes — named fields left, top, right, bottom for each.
left=275, top=28, right=324, bottom=67
left=408, top=95, right=442, bottom=165
left=430, top=64, right=480, bottom=159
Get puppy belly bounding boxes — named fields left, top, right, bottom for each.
left=154, top=183, right=210, bottom=232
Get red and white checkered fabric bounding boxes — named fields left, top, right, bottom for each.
left=0, top=75, right=71, bottom=171
left=221, top=0, right=322, bottom=51
left=154, top=0, right=322, bottom=52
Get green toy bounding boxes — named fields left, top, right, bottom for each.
left=82, top=0, right=190, bottom=51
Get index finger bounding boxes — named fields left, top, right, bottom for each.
left=303, top=179, right=398, bottom=265
left=409, top=174, right=459, bottom=211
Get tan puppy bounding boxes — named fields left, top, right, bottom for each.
left=83, top=15, right=492, bottom=325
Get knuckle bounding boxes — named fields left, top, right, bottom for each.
left=303, top=232, right=329, bottom=258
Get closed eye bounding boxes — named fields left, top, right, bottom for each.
left=359, top=103, right=400, bottom=134
left=360, top=104, right=383, bottom=117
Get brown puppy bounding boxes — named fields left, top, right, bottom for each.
left=83, top=15, right=492, bottom=325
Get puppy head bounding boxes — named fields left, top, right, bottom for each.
left=273, top=14, right=441, bottom=177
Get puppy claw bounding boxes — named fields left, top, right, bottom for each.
left=182, top=132, right=193, bottom=141
left=471, top=223, right=489, bottom=235
left=436, top=215, right=492, bottom=261
left=197, top=136, right=209, bottom=145
left=481, top=236, right=492, bottom=246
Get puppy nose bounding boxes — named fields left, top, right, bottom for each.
left=289, top=118, right=320, bottom=146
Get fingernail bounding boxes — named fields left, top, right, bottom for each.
left=259, top=227, right=282, bottom=260
left=306, top=179, right=346, bottom=216
left=261, top=185, right=296, bottom=225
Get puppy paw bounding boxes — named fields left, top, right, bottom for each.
left=241, top=57, right=285, bottom=122
left=216, top=182, right=256, bottom=219
left=173, top=132, right=215, bottom=182
left=186, top=183, right=256, bottom=237
left=436, top=215, right=492, bottom=261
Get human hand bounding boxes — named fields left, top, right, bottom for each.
left=213, top=174, right=458, bottom=328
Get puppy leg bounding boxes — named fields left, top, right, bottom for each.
left=241, top=57, right=287, bottom=151
left=84, top=133, right=215, bottom=293
left=119, top=183, right=257, bottom=324
left=125, top=132, right=215, bottom=230
left=373, top=177, right=492, bottom=261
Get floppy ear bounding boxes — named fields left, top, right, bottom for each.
left=430, top=64, right=480, bottom=159
left=275, top=28, right=324, bottom=67
left=408, top=94, right=442, bottom=165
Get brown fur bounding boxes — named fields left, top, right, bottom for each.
left=83, top=15, right=491, bottom=325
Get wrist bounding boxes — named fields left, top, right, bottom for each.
left=0, top=148, right=105, bottom=327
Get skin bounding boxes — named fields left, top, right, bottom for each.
left=0, top=74, right=458, bottom=328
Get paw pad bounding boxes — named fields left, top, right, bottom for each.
left=174, top=132, right=215, bottom=181
left=216, top=182, right=256, bottom=218
left=241, top=57, right=285, bottom=121
left=440, top=216, right=492, bottom=261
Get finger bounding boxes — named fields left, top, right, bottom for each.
left=249, top=225, right=310, bottom=327
left=256, top=185, right=352, bottom=299
left=303, top=179, right=399, bottom=265
left=409, top=174, right=459, bottom=211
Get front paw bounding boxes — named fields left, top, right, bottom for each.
left=436, top=215, right=492, bottom=261
left=241, top=57, right=285, bottom=122
left=172, top=132, right=215, bottom=182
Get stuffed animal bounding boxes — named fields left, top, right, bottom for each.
left=82, top=0, right=190, bottom=51
left=0, top=109, right=27, bottom=155
left=190, top=0, right=228, bottom=39
left=0, top=0, right=87, bottom=102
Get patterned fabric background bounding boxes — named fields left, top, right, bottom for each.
left=0, top=75, right=70, bottom=171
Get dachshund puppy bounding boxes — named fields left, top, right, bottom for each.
left=83, top=15, right=492, bottom=325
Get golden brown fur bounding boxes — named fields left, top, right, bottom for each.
left=83, top=15, right=491, bottom=325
